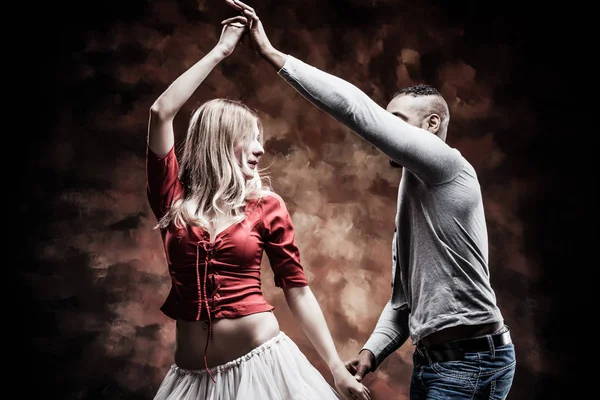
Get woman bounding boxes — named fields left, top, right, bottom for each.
left=146, top=15, right=370, bottom=400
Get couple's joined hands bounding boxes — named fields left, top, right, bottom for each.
left=345, top=349, right=375, bottom=383
left=216, top=0, right=272, bottom=58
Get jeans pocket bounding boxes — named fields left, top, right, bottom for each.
left=431, top=357, right=479, bottom=380
left=488, top=366, right=516, bottom=399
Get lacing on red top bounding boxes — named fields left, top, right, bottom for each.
left=196, top=237, right=222, bottom=383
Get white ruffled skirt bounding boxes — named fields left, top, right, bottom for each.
left=153, top=331, right=343, bottom=400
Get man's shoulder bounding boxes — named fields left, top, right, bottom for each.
left=446, top=148, right=478, bottom=176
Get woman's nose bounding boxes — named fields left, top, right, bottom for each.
left=254, top=143, right=264, bottom=156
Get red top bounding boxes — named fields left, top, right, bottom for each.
left=146, top=146, right=309, bottom=366
left=146, top=148, right=308, bottom=380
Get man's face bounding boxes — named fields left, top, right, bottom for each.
left=386, top=94, right=432, bottom=168
left=386, top=94, right=429, bottom=130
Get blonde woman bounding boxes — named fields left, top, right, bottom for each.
left=146, top=15, right=370, bottom=400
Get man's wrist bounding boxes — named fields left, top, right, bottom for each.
left=260, top=46, right=286, bottom=70
left=359, top=349, right=376, bottom=370
left=359, top=348, right=375, bottom=359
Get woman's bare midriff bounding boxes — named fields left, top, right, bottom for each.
left=174, top=311, right=281, bottom=369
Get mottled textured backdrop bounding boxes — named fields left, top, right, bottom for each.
left=26, top=0, right=578, bottom=399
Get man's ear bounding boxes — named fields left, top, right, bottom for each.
left=427, top=114, right=441, bottom=134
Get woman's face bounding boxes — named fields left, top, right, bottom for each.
left=235, top=120, right=264, bottom=180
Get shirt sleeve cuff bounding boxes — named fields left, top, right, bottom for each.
left=277, top=54, right=295, bottom=76
left=361, top=334, right=404, bottom=372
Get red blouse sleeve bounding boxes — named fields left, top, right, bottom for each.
left=261, top=193, right=309, bottom=289
left=146, top=146, right=184, bottom=221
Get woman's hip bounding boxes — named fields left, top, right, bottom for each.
left=174, top=311, right=280, bottom=369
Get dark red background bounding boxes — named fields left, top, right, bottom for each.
left=23, top=1, right=579, bottom=399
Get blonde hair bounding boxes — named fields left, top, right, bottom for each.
left=157, top=98, right=270, bottom=230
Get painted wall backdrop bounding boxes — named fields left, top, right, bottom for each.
left=25, top=0, right=579, bottom=399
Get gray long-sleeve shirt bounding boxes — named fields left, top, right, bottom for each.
left=278, top=55, right=504, bottom=370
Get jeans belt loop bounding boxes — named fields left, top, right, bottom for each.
left=486, top=334, right=496, bottom=359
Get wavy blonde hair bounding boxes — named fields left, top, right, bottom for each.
left=157, top=98, right=270, bottom=230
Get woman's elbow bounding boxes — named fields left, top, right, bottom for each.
left=283, top=285, right=311, bottom=304
left=149, top=101, right=175, bottom=122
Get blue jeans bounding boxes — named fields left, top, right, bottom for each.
left=410, top=331, right=516, bottom=399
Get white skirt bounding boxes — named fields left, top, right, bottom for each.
left=153, top=331, right=343, bottom=400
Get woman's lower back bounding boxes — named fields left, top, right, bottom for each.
left=174, top=311, right=281, bottom=369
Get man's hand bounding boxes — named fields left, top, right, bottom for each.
left=224, top=0, right=271, bottom=55
left=224, top=0, right=286, bottom=69
left=215, top=15, right=248, bottom=57
left=331, top=364, right=371, bottom=400
left=345, top=350, right=375, bottom=382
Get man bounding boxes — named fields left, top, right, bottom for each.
left=225, top=1, right=516, bottom=399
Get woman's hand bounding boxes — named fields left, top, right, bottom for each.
left=225, top=0, right=272, bottom=57
left=215, top=15, right=248, bottom=57
left=331, top=364, right=371, bottom=400
left=224, top=0, right=288, bottom=69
